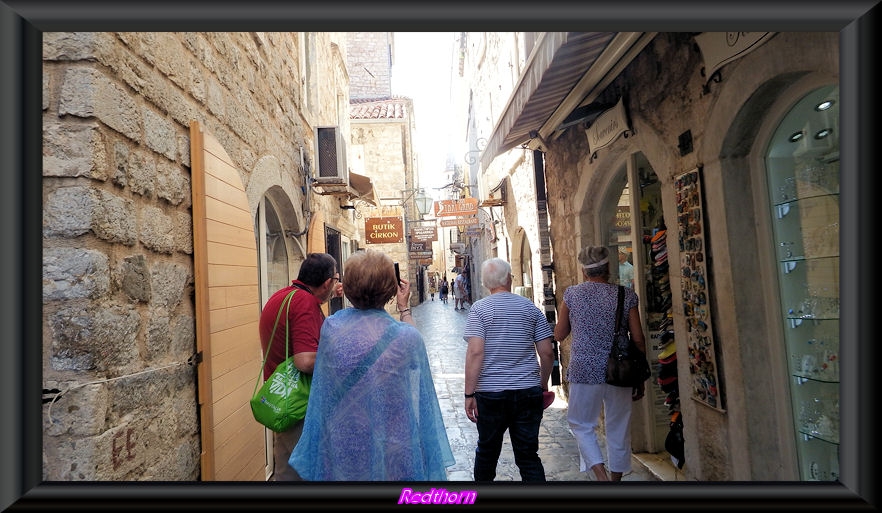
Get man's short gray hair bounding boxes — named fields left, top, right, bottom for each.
left=481, top=258, right=512, bottom=289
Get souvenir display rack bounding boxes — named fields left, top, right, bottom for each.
left=638, top=173, right=681, bottom=449
left=675, top=167, right=724, bottom=411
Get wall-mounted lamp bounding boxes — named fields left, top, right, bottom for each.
left=381, top=188, right=434, bottom=218
left=340, top=199, right=371, bottom=218
left=414, top=189, right=433, bottom=217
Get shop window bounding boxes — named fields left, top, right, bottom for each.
left=765, top=84, right=839, bottom=481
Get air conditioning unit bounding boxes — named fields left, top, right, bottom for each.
left=313, top=126, right=348, bottom=184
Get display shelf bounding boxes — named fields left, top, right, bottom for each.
left=768, top=84, right=839, bottom=481
left=773, top=191, right=839, bottom=209
left=797, top=435, right=839, bottom=481
left=792, top=373, right=839, bottom=384
left=793, top=378, right=840, bottom=445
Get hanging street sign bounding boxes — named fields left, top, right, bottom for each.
left=440, top=216, right=479, bottom=227
left=410, top=225, right=438, bottom=242
left=434, top=197, right=479, bottom=217
left=364, top=216, right=404, bottom=244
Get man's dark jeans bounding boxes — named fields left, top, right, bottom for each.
left=473, top=386, right=546, bottom=481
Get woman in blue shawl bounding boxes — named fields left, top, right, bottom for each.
left=290, top=250, right=454, bottom=480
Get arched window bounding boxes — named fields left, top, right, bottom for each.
left=256, top=187, right=306, bottom=305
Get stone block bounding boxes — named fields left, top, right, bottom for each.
left=142, top=106, right=177, bottom=161
left=138, top=205, right=175, bottom=254
left=43, top=121, right=109, bottom=180
left=149, top=260, right=191, bottom=309
left=48, top=302, right=141, bottom=372
left=43, top=247, right=110, bottom=300
left=59, top=67, right=141, bottom=142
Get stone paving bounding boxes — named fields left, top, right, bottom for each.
left=411, top=296, right=658, bottom=482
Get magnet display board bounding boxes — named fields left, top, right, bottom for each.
left=675, top=168, right=724, bottom=411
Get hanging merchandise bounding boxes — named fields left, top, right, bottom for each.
left=551, top=340, right=561, bottom=386
left=665, top=411, right=686, bottom=469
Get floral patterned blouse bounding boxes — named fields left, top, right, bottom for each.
left=563, top=281, right=639, bottom=384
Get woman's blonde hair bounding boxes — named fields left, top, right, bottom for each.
left=342, top=250, right=399, bottom=309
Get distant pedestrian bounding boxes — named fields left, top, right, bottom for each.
left=430, top=281, right=437, bottom=301
left=618, top=250, right=634, bottom=289
left=439, top=280, right=449, bottom=304
left=454, top=274, right=467, bottom=310
left=554, top=245, right=647, bottom=481
left=463, top=257, right=554, bottom=482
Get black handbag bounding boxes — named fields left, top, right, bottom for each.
left=605, top=285, right=652, bottom=387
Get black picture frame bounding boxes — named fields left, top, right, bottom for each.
left=3, top=1, right=877, bottom=510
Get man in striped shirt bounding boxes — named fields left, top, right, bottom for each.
left=462, top=257, right=554, bottom=481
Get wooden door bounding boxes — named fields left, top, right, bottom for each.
left=190, top=121, right=265, bottom=481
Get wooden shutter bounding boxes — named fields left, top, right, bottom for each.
left=190, top=121, right=265, bottom=481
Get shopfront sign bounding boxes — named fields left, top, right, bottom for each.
left=364, top=216, right=403, bottom=244
left=694, top=32, right=775, bottom=88
left=585, top=97, right=630, bottom=156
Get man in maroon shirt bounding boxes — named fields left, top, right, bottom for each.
left=258, top=252, right=342, bottom=481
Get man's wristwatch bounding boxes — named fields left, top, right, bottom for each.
left=464, top=392, right=476, bottom=398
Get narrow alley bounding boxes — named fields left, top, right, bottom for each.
left=410, top=295, right=659, bottom=482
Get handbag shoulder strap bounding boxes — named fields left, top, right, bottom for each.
left=254, top=288, right=297, bottom=389
left=614, top=285, right=625, bottom=333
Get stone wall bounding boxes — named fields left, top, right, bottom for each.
left=346, top=32, right=392, bottom=100
left=41, top=31, right=347, bottom=480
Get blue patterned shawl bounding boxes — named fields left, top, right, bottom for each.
left=289, top=307, right=454, bottom=480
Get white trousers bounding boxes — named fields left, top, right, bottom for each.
left=567, top=382, right=634, bottom=474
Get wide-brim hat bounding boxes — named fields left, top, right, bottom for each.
left=658, top=343, right=677, bottom=360
left=657, top=374, right=678, bottom=386
left=658, top=350, right=677, bottom=365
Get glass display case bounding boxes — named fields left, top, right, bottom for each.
left=766, top=84, right=839, bottom=481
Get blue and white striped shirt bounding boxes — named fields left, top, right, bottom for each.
left=463, top=291, right=553, bottom=392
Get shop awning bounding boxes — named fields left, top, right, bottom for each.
left=311, top=170, right=378, bottom=206
left=348, top=171, right=378, bottom=206
left=479, top=32, right=655, bottom=170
